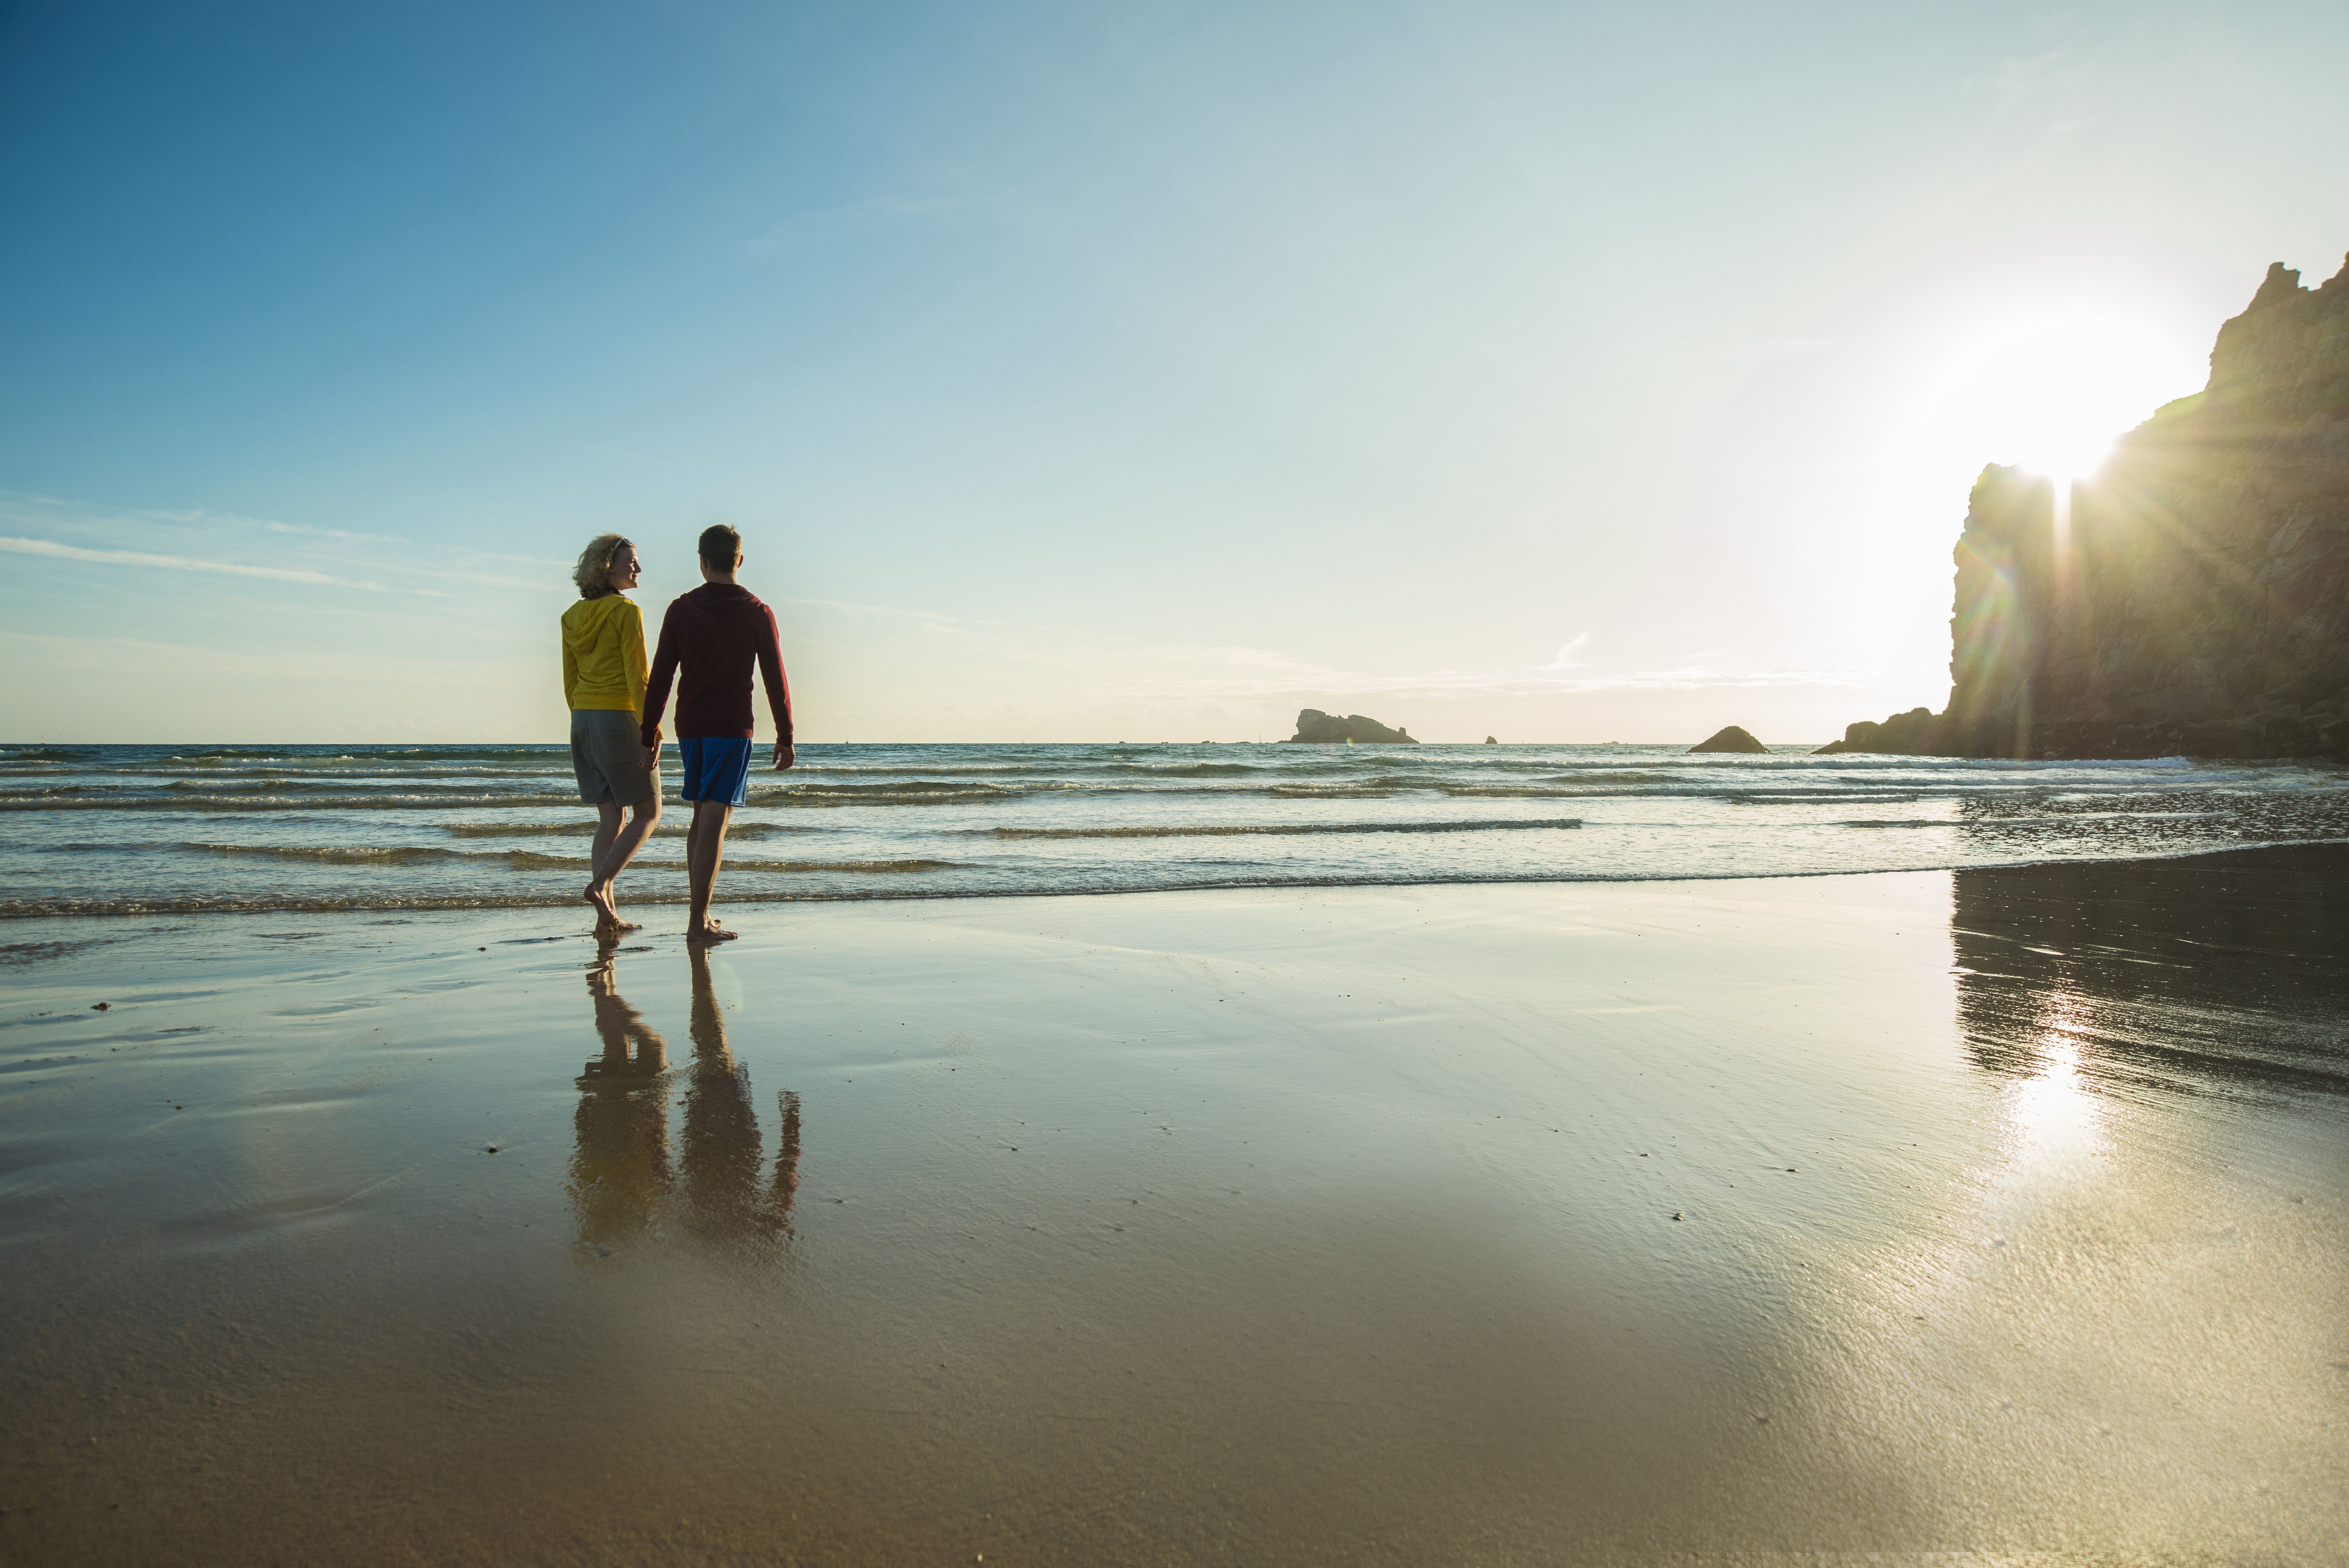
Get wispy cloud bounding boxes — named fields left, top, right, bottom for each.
left=0, top=491, right=559, bottom=591
left=120, top=504, right=408, bottom=545
left=256, top=518, right=406, bottom=544
left=1533, top=633, right=1592, bottom=671
left=0, top=535, right=388, bottom=589
left=0, top=627, right=497, bottom=682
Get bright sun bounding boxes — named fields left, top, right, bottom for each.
left=1904, top=305, right=2206, bottom=489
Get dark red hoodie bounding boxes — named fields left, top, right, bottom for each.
left=639, top=583, right=793, bottom=745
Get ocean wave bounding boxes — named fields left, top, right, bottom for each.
left=183, top=842, right=480, bottom=865
left=0, top=793, right=580, bottom=813
left=162, top=777, right=544, bottom=796
left=150, top=752, right=518, bottom=764
left=440, top=819, right=809, bottom=839
left=151, top=764, right=558, bottom=780
left=966, top=818, right=1584, bottom=839
left=721, top=858, right=962, bottom=873
left=1538, top=770, right=1681, bottom=785
left=1433, top=784, right=1598, bottom=799
left=1101, top=762, right=1273, bottom=777
left=777, top=763, right=1070, bottom=777
left=175, top=842, right=957, bottom=875
left=763, top=778, right=1047, bottom=798
left=752, top=782, right=1063, bottom=806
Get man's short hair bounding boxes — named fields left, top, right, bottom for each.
left=699, top=524, right=742, bottom=572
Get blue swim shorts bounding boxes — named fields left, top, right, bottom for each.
left=678, top=737, right=755, bottom=807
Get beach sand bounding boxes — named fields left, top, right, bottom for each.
left=2, top=849, right=2344, bottom=1564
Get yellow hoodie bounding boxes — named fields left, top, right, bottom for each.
left=561, top=594, right=649, bottom=714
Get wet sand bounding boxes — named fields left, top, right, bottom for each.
left=2, top=849, right=2345, bottom=1564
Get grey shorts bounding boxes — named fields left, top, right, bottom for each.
left=571, top=708, right=658, bottom=807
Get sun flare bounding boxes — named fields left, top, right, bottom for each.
left=1901, top=304, right=2207, bottom=490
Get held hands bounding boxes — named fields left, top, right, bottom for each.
left=773, top=739, right=795, bottom=771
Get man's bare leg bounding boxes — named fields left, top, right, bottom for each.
left=685, top=798, right=738, bottom=942
left=586, top=796, right=660, bottom=930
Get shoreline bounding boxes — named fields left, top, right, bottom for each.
left=9, top=832, right=2349, bottom=923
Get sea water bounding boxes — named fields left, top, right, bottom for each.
left=3, top=741, right=2347, bottom=918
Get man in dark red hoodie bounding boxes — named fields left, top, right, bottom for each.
left=638, top=524, right=794, bottom=943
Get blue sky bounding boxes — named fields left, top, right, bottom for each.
left=2, top=0, right=2343, bottom=742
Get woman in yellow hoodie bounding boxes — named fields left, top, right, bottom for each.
left=563, top=534, right=661, bottom=930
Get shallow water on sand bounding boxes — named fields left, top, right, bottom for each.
left=1, top=848, right=2343, bottom=1562
left=5, top=740, right=2347, bottom=915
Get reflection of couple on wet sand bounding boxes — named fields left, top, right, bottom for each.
left=572, top=942, right=801, bottom=1251
left=559, top=523, right=794, bottom=942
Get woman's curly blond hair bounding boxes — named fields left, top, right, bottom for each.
left=572, top=533, right=634, bottom=600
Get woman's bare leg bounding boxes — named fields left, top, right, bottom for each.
left=584, top=801, right=622, bottom=923
left=587, top=797, right=660, bottom=929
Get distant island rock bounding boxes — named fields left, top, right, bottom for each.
left=1822, top=255, right=2349, bottom=761
left=1689, top=725, right=1769, bottom=754
left=1284, top=709, right=1418, bottom=744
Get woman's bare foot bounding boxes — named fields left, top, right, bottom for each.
left=684, top=919, right=739, bottom=944
left=584, top=880, right=635, bottom=930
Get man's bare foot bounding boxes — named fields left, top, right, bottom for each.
left=685, top=920, right=739, bottom=944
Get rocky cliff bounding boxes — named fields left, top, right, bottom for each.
left=1284, top=709, right=1418, bottom=744
left=1821, top=254, right=2349, bottom=760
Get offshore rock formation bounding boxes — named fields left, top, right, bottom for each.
left=1821, top=254, right=2349, bottom=761
left=1689, top=725, right=1770, bottom=754
left=1284, top=709, right=1418, bottom=744
left=1814, top=708, right=1936, bottom=756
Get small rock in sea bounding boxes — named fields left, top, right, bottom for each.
left=92, top=1002, right=110, bottom=1011
left=1689, top=725, right=1770, bottom=754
